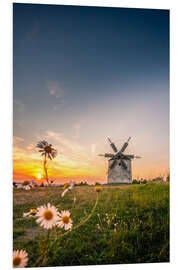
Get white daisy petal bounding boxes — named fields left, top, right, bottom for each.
left=57, top=210, right=73, bottom=230
left=23, top=212, right=29, bottom=217
left=61, top=189, right=68, bottom=197
left=35, top=203, right=60, bottom=229
left=13, top=250, right=28, bottom=268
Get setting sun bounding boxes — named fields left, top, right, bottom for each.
left=37, top=173, right=42, bottom=180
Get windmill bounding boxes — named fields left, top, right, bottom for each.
left=99, top=137, right=141, bottom=184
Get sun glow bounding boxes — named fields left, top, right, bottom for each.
left=13, top=134, right=169, bottom=183
left=37, top=173, right=42, bottom=180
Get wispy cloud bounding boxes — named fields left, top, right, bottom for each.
left=14, top=130, right=106, bottom=182
left=91, top=144, right=97, bottom=154
left=45, top=130, right=87, bottom=160
left=13, top=130, right=167, bottom=183
left=14, top=99, right=25, bottom=112
left=49, top=89, right=56, bottom=96
left=13, top=136, right=24, bottom=144
left=73, top=123, right=81, bottom=140
left=47, top=81, right=64, bottom=99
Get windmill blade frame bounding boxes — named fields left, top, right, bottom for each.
left=115, top=137, right=131, bottom=157
left=120, top=142, right=129, bottom=153
left=120, top=159, right=128, bottom=170
left=107, top=137, right=118, bottom=153
left=109, top=159, right=118, bottom=169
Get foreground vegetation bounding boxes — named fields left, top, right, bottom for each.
left=13, top=182, right=169, bottom=266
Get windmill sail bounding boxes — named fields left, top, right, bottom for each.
left=104, top=153, right=115, bottom=158
left=110, top=159, right=118, bottom=169
left=120, top=159, right=128, bottom=170
left=108, top=137, right=118, bottom=153
left=119, top=137, right=131, bottom=153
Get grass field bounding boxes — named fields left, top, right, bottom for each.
left=13, top=182, right=169, bottom=267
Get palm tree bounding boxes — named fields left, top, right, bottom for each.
left=36, top=140, right=57, bottom=185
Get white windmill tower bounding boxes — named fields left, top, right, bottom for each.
left=99, top=137, right=141, bottom=184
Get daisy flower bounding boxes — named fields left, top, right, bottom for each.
left=36, top=140, right=57, bottom=185
left=36, top=203, right=60, bottom=229
left=29, top=182, right=35, bottom=188
left=24, top=185, right=31, bottom=190
left=61, top=189, right=68, bottom=198
left=36, top=140, right=57, bottom=160
left=63, top=183, right=70, bottom=190
left=23, top=209, right=37, bottom=218
left=61, top=182, right=75, bottom=197
left=95, top=186, right=102, bottom=192
left=13, top=250, right=28, bottom=268
left=16, top=184, right=22, bottom=189
left=57, top=210, right=73, bottom=230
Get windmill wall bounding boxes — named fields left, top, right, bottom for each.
left=107, top=159, right=132, bottom=184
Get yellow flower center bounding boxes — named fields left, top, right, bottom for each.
left=31, top=209, right=37, bottom=213
left=43, top=210, right=53, bottom=221
left=13, top=256, right=21, bottom=266
left=63, top=183, right=70, bottom=190
left=30, top=209, right=37, bottom=215
left=44, top=146, right=52, bottom=153
left=95, top=186, right=102, bottom=192
left=62, top=216, right=70, bottom=224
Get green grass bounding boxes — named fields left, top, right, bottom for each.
left=13, top=182, right=169, bottom=266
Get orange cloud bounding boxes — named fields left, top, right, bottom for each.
left=13, top=131, right=169, bottom=183
left=13, top=132, right=106, bottom=183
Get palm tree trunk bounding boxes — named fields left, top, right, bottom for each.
left=44, top=155, right=49, bottom=185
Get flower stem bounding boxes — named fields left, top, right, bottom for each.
left=33, top=230, right=50, bottom=267
left=44, top=155, right=49, bottom=185
left=61, top=192, right=99, bottom=238
left=49, top=192, right=99, bottom=243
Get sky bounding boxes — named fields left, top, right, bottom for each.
left=13, top=3, right=169, bottom=184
